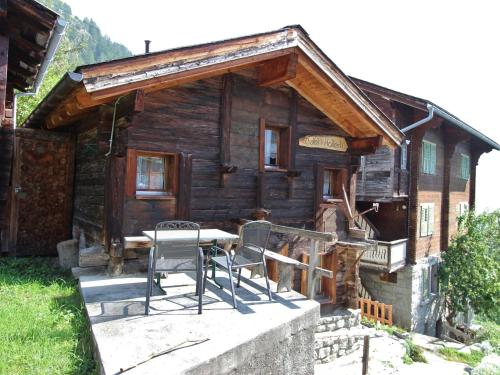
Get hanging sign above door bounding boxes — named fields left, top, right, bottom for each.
left=298, top=135, right=348, bottom=152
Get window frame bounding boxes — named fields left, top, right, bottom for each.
left=126, top=149, right=178, bottom=200
left=421, top=140, right=436, bottom=175
left=259, top=118, right=290, bottom=172
left=422, top=263, right=439, bottom=301
left=459, top=153, right=470, bottom=180
left=420, top=202, right=435, bottom=237
left=322, top=168, right=343, bottom=201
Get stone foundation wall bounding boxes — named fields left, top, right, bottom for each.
left=360, top=256, right=442, bottom=334
left=314, top=309, right=363, bottom=364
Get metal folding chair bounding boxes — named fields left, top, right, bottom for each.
left=145, top=221, right=204, bottom=315
left=207, top=221, right=273, bottom=308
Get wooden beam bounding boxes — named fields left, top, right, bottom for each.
left=350, top=135, right=383, bottom=155
left=106, top=89, right=144, bottom=121
left=218, top=73, right=235, bottom=189
left=258, top=53, right=298, bottom=87
left=177, top=153, right=192, bottom=220
left=0, top=35, right=7, bottom=120
left=86, top=48, right=296, bottom=101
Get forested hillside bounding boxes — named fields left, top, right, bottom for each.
left=16, top=0, right=132, bottom=124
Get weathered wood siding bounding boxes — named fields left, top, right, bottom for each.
left=0, top=127, right=13, bottom=250
left=73, top=127, right=106, bottom=246
left=123, top=73, right=351, bottom=236
left=357, top=145, right=394, bottom=200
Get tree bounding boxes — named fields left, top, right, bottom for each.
left=16, top=0, right=132, bottom=125
left=439, top=210, right=500, bottom=323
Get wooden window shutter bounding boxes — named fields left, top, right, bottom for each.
left=177, top=153, right=192, bottom=220
left=420, top=204, right=428, bottom=237
left=421, top=142, right=428, bottom=173
left=428, top=203, right=435, bottom=235
left=430, top=143, right=436, bottom=174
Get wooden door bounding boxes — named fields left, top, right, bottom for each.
left=9, top=129, right=74, bottom=256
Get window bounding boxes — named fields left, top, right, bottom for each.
left=422, top=263, right=439, bottom=300
left=420, top=203, right=435, bottom=237
left=264, top=128, right=280, bottom=166
left=127, top=150, right=177, bottom=198
left=460, top=154, right=470, bottom=180
left=323, top=169, right=342, bottom=200
left=136, top=156, right=167, bottom=192
left=259, top=118, right=290, bottom=171
left=401, top=143, right=407, bottom=170
left=421, top=141, right=436, bottom=174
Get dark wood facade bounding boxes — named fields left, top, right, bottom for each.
left=353, top=78, right=499, bottom=263
left=10, top=26, right=403, bottom=258
left=71, top=72, right=356, bottom=251
left=0, top=0, right=60, bottom=253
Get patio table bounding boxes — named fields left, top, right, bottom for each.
left=142, top=228, right=239, bottom=290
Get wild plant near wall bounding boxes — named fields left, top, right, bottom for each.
left=439, top=210, right=500, bottom=323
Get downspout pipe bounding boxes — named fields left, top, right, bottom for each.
left=401, top=103, right=434, bottom=133
left=13, top=17, right=67, bottom=128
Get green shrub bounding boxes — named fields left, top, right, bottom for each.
left=404, top=339, right=427, bottom=363
left=475, top=319, right=500, bottom=354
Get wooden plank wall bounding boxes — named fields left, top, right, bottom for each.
left=73, top=126, right=106, bottom=247
left=122, top=72, right=351, bottom=236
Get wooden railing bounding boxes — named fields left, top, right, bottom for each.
left=353, top=213, right=379, bottom=239
left=360, top=238, right=407, bottom=273
left=358, top=298, right=392, bottom=326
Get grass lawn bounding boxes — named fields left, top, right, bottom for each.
left=0, top=257, right=96, bottom=374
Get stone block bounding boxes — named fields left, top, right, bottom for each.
left=338, top=349, right=346, bottom=357
left=315, top=325, right=327, bottom=333
left=57, top=239, right=79, bottom=269
left=318, top=347, right=330, bottom=359
left=327, top=323, right=337, bottom=331
left=337, top=319, right=345, bottom=329
left=79, top=246, right=110, bottom=267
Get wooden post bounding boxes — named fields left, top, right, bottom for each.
left=362, top=335, right=370, bottom=375
left=307, top=239, right=319, bottom=299
left=0, top=35, right=8, bottom=122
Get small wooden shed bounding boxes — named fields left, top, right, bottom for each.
left=9, top=26, right=403, bottom=273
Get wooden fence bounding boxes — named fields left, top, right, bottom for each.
left=358, top=298, right=393, bottom=326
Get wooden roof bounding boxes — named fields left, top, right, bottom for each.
left=351, top=77, right=500, bottom=151
left=24, top=26, right=404, bottom=147
left=3, top=0, right=59, bottom=91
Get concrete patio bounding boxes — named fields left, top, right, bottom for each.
left=79, top=269, right=319, bottom=375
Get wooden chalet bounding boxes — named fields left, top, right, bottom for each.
left=0, top=0, right=64, bottom=253
left=351, top=77, right=499, bottom=333
left=9, top=26, right=406, bottom=307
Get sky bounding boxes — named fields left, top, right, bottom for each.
left=64, top=0, right=500, bottom=211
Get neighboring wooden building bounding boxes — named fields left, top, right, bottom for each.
left=0, top=0, right=64, bottom=253
left=351, top=77, right=499, bottom=333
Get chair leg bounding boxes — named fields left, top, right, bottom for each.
left=197, top=261, right=203, bottom=314
left=203, top=252, right=209, bottom=293
left=227, top=263, right=238, bottom=309
left=237, top=268, right=242, bottom=287
left=145, top=255, right=154, bottom=315
left=262, top=262, right=273, bottom=302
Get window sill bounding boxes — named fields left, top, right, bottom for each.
left=264, top=166, right=288, bottom=173
left=135, top=194, right=176, bottom=200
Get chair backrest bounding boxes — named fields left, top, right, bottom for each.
left=236, top=221, right=272, bottom=263
left=153, top=221, right=200, bottom=272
